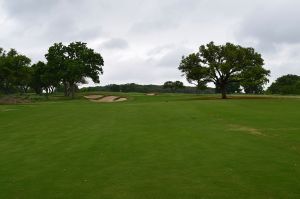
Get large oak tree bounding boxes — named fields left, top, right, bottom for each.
left=45, top=42, right=104, bottom=98
left=179, top=42, right=270, bottom=99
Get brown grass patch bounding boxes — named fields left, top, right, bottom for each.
left=0, top=96, right=30, bottom=105
left=228, top=124, right=265, bottom=136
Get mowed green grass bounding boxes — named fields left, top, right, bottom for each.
left=0, top=93, right=300, bottom=199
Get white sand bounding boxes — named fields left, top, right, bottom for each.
left=83, top=95, right=103, bottom=99
left=146, top=93, right=156, bottom=96
left=85, top=95, right=127, bottom=103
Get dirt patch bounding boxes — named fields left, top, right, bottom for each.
left=0, top=96, right=30, bottom=105
left=85, top=95, right=127, bottom=103
left=83, top=95, right=103, bottom=100
left=228, top=124, right=265, bottom=136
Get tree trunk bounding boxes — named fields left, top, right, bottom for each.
left=63, top=81, right=69, bottom=97
left=4, top=81, right=10, bottom=94
left=24, top=86, right=28, bottom=93
left=220, top=84, right=227, bottom=99
left=45, top=88, right=49, bottom=99
left=21, top=86, right=28, bottom=94
left=71, top=83, right=75, bottom=99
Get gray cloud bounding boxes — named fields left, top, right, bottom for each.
left=151, top=45, right=192, bottom=68
left=147, top=44, right=176, bottom=56
left=0, top=0, right=300, bottom=86
left=130, top=20, right=179, bottom=34
left=101, top=38, right=129, bottom=50
left=237, top=1, right=300, bottom=50
left=234, top=0, right=300, bottom=83
left=2, top=0, right=59, bottom=20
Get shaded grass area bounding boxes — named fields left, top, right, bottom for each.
left=0, top=93, right=300, bottom=198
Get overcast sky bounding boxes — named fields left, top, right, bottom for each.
left=0, top=0, right=300, bottom=86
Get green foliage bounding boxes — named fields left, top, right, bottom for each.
left=30, top=61, right=59, bottom=95
left=45, top=42, right=104, bottom=98
left=178, top=53, right=210, bottom=89
left=179, top=42, right=270, bottom=98
left=240, top=65, right=270, bottom=94
left=0, top=48, right=31, bottom=94
left=268, top=74, right=300, bottom=95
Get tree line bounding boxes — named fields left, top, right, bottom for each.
left=80, top=83, right=215, bottom=94
left=0, top=42, right=104, bottom=98
left=1, top=41, right=300, bottom=98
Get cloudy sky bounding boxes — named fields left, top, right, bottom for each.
left=0, top=0, right=299, bottom=87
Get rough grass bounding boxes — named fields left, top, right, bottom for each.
left=0, top=93, right=300, bottom=198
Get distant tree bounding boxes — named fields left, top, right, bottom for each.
left=45, top=42, right=104, bottom=98
left=80, top=83, right=215, bottom=94
left=163, top=81, right=184, bottom=92
left=268, top=74, right=300, bottom=95
left=179, top=42, right=270, bottom=98
left=107, top=84, right=121, bottom=92
left=163, top=81, right=174, bottom=90
left=120, top=83, right=137, bottom=92
left=0, top=48, right=31, bottom=94
left=174, top=81, right=184, bottom=90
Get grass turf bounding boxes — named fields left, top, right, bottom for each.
left=0, top=93, right=300, bottom=198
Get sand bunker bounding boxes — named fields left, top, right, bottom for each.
left=115, top=98, right=127, bottom=102
left=146, top=93, right=157, bottom=96
left=83, top=95, right=103, bottom=100
left=85, top=95, right=127, bottom=103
